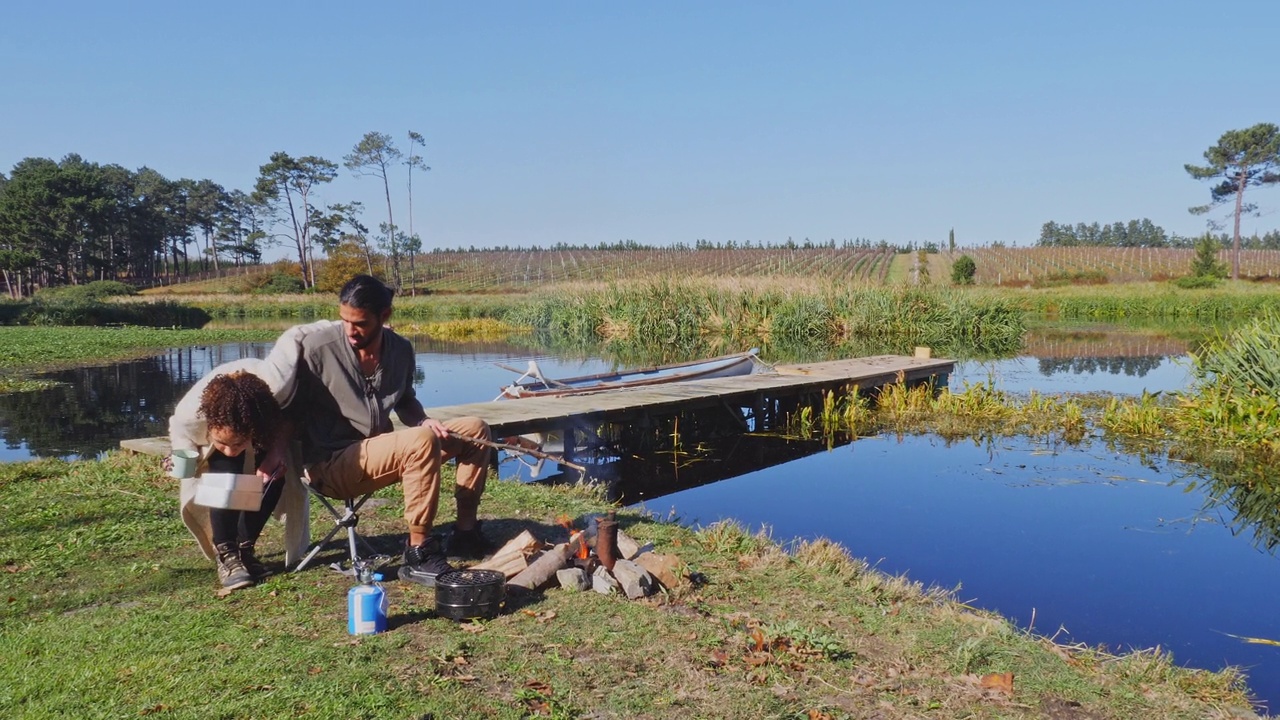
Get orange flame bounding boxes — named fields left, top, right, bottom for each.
left=555, top=515, right=574, bottom=530
left=574, top=532, right=589, bottom=560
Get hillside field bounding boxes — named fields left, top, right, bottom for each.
left=141, top=246, right=1280, bottom=296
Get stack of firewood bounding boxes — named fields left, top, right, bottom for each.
left=472, top=518, right=683, bottom=599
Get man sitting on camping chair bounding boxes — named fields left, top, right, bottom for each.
left=289, top=274, right=494, bottom=587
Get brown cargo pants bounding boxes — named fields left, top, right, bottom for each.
left=305, top=416, right=491, bottom=536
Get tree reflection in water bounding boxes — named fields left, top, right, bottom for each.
left=0, top=343, right=268, bottom=460
left=1037, top=356, right=1165, bottom=377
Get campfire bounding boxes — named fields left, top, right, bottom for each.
left=471, top=511, right=680, bottom=599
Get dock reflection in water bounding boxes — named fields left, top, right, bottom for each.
left=533, top=432, right=850, bottom=506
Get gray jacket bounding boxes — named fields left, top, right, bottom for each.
left=292, top=321, right=423, bottom=465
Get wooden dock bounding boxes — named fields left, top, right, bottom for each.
left=120, top=354, right=952, bottom=458
left=428, top=354, right=953, bottom=439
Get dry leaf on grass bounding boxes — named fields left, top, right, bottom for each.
left=521, top=679, right=554, bottom=714
left=459, top=622, right=486, bottom=634
left=979, top=672, right=1014, bottom=695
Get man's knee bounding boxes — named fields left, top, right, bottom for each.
left=402, top=425, right=440, bottom=454
left=451, top=416, right=490, bottom=440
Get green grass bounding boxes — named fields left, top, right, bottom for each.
left=0, top=326, right=279, bottom=371
left=996, top=281, right=1280, bottom=320
left=0, top=453, right=1258, bottom=719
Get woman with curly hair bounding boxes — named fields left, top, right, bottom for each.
left=171, top=321, right=332, bottom=591
left=194, top=371, right=289, bottom=590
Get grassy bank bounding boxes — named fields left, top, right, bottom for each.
left=0, top=326, right=279, bottom=374
left=0, top=454, right=1258, bottom=719
left=980, top=282, right=1280, bottom=321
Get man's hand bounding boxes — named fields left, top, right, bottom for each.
left=256, top=447, right=287, bottom=485
left=421, top=418, right=449, bottom=439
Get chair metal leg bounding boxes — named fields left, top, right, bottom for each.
left=294, top=492, right=375, bottom=573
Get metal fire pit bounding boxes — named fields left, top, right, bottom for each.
left=434, top=568, right=506, bottom=621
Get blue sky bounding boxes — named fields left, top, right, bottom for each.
left=4, top=1, right=1279, bottom=258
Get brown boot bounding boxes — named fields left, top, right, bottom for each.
left=216, top=542, right=253, bottom=591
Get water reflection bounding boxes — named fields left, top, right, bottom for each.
left=1197, top=459, right=1280, bottom=554
left=0, top=344, right=268, bottom=460
left=539, top=433, right=845, bottom=505
left=1035, top=355, right=1166, bottom=377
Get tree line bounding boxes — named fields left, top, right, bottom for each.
left=1036, top=218, right=1280, bottom=250
left=0, top=131, right=428, bottom=298
left=429, top=237, right=901, bottom=253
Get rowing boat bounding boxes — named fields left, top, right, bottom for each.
left=496, top=348, right=766, bottom=399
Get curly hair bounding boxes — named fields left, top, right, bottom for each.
left=197, top=371, right=282, bottom=449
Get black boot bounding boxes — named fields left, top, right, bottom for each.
left=398, top=536, right=453, bottom=587
left=446, top=520, right=494, bottom=560
left=238, top=541, right=269, bottom=580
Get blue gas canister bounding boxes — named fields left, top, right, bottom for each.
left=347, top=566, right=387, bottom=635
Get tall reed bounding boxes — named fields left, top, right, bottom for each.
left=1182, top=311, right=1280, bottom=454
left=507, top=279, right=1024, bottom=356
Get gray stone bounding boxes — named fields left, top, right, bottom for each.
left=592, top=565, right=620, bottom=595
left=556, top=567, right=590, bottom=592
left=610, top=559, right=655, bottom=599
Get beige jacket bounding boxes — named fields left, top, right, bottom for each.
left=170, top=320, right=338, bottom=565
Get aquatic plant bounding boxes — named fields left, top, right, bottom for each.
left=1100, top=392, right=1173, bottom=439
left=1182, top=311, right=1280, bottom=454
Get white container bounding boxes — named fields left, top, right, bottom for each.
left=192, top=473, right=264, bottom=512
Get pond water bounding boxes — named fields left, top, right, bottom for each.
left=7, top=327, right=1279, bottom=713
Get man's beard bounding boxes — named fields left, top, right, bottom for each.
left=349, top=327, right=381, bottom=351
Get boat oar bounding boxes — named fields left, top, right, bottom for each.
left=446, top=430, right=588, bottom=475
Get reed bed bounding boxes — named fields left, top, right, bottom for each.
left=504, top=279, right=1026, bottom=356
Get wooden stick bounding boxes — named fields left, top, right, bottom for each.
left=447, top=430, right=588, bottom=475
left=507, top=543, right=571, bottom=591
left=472, top=530, right=540, bottom=578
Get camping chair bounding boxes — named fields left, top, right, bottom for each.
left=293, top=473, right=381, bottom=573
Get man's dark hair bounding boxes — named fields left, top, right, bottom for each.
left=339, top=275, right=394, bottom=313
